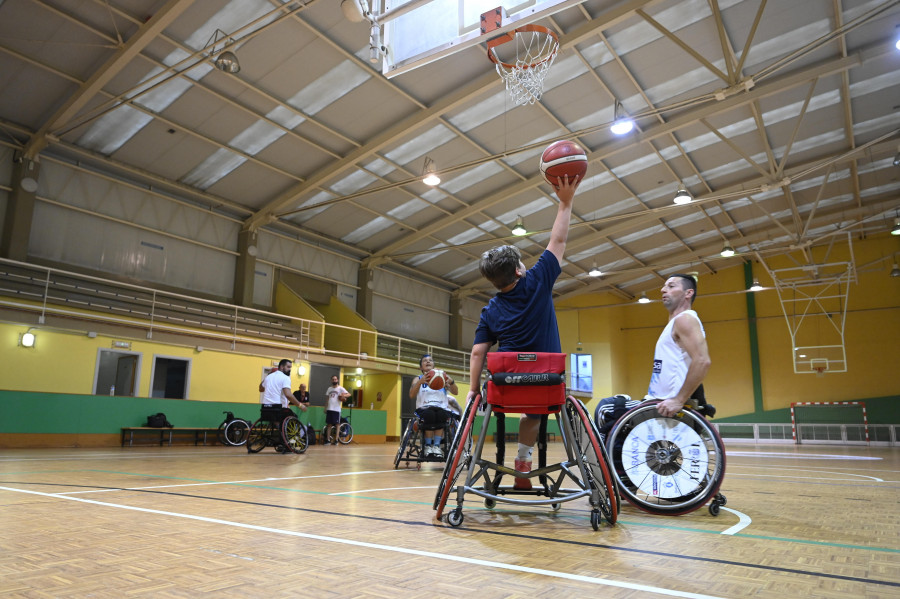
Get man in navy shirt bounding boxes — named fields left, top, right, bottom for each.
left=468, top=174, right=580, bottom=489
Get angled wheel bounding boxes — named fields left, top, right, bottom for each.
left=224, top=418, right=250, bottom=446
left=247, top=419, right=271, bottom=453
left=338, top=422, right=353, bottom=444
left=281, top=416, right=308, bottom=454
left=395, top=420, right=416, bottom=469
left=606, top=401, right=726, bottom=515
left=433, top=396, right=477, bottom=521
left=563, top=396, right=618, bottom=525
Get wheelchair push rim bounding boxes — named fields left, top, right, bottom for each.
left=606, top=401, right=726, bottom=515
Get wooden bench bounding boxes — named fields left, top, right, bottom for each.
left=121, top=427, right=219, bottom=447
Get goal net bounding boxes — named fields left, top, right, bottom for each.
left=790, top=401, right=868, bottom=444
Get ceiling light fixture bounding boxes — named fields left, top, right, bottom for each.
left=610, top=101, right=634, bottom=135
left=720, top=244, right=735, bottom=257
left=891, top=263, right=900, bottom=278
left=893, top=143, right=900, bottom=166
left=637, top=293, right=651, bottom=304
left=589, top=263, right=602, bottom=277
left=511, top=216, right=527, bottom=236
left=892, top=221, right=900, bottom=236
left=749, top=280, right=763, bottom=292
left=205, top=29, right=241, bottom=74
left=673, top=185, right=692, bottom=205
left=422, top=156, right=440, bottom=186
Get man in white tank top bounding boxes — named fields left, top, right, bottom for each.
left=648, top=274, right=711, bottom=417
left=595, top=274, right=711, bottom=428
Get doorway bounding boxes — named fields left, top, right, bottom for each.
left=94, top=349, right=140, bottom=396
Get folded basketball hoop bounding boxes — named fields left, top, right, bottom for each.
left=487, top=24, right=559, bottom=106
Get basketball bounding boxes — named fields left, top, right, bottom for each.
left=427, top=369, right=446, bottom=390
left=539, top=140, right=587, bottom=188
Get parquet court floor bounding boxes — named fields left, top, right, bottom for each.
left=0, top=441, right=898, bottom=598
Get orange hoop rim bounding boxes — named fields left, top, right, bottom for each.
left=486, top=24, right=559, bottom=70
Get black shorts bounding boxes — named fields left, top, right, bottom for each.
left=325, top=410, right=341, bottom=425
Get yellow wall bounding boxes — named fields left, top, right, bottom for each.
left=557, top=233, right=899, bottom=418
left=361, top=372, right=402, bottom=437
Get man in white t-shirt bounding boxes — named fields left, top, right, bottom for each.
left=324, top=375, right=351, bottom=445
left=258, top=359, right=307, bottom=422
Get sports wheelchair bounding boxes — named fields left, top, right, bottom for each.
left=394, top=410, right=459, bottom=469
left=247, top=405, right=308, bottom=454
left=433, top=352, right=618, bottom=530
left=600, top=397, right=726, bottom=516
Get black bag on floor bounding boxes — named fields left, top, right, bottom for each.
left=306, top=423, right=317, bottom=445
left=147, top=413, right=173, bottom=428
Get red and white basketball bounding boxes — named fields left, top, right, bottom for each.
left=427, top=369, right=446, bottom=390
left=539, top=140, right=587, bottom=188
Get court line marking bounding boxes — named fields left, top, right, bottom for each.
left=725, top=451, right=881, bottom=460
left=726, top=473, right=887, bottom=482
left=0, top=485, right=727, bottom=599
left=331, top=486, right=436, bottom=495
left=719, top=507, right=751, bottom=535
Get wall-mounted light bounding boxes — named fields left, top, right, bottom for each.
left=892, top=221, right=900, bottom=236
left=511, top=216, right=527, bottom=236
left=749, top=280, right=763, bottom=292
left=890, top=263, right=900, bottom=278
left=637, top=293, right=651, bottom=304
left=610, top=101, right=634, bottom=135
left=720, top=244, right=735, bottom=257
left=673, top=185, right=692, bottom=205
left=588, top=263, right=602, bottom=277
left=422, top=156, right=440, bottom=186
left=296, top=364, right=306, bottom=377
left=355, top=378, right=362, bottom=388
left=356, top=367, right=363, bottom=374
left=19, top=329, right=36, bottom=347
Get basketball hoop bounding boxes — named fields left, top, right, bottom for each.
left=487, top=24, right=559, bottom=106
left=813, top=366, right=826, bottom=378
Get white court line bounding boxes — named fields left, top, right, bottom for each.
left=57, top=469, right=400, bottom=495
left=726, top=473, right=887, bottom=483
left=726, top=452, right=881, bottom=461
left=331, top=486, right=436, bottom=495
left=0, top=485, right=727, bottom=599
left=719, top=508, right=751, bottom=535
left=728, top=469, right=884, bottom=482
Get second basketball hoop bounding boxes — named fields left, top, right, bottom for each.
left=484, top=8, right=559, bottom=106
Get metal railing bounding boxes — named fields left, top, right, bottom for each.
left=0, top=257, right=470, bottom=376
left=714, top=422, right=899, bottom=446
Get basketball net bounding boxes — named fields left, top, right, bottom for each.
left=488, top=25, right=559, bottom=106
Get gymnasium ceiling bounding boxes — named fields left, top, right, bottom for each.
left=1, top=0, right=899, bottom=305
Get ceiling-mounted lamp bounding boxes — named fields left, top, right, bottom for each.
left=892, top=220, right=900, bottom=236
left=893, top=143, right=900, bottom=166
left=422, top=156, right=441, bottom=186
left=205, top=28, right=241, bottom=73
left=749, top=280, right=763, bottom=292
left=673, top=185, right=692, bottom=205
left=720, top=244, right=735, bottom=257
left=511, top=216, right=527, bottom=236
left=890, top=264, right=900, bottom=278
left=588, top=263, right=602, bottom=277
left=610, top=101, right=634, bottom=135
left=637, top=293, right=651, bottom=304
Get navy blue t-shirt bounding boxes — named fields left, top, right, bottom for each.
left=473, top=249, right=561, bottom=352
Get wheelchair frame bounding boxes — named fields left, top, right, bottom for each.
left=394, top=412, right=459, bottom=469
left=606, top=400, right=726, bottom=516
left=247, top=407, right=308, bottom=454
left=433, top=394, right=618, bottom=530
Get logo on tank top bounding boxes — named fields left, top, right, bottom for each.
left=653, top=359, right=662, bottom=374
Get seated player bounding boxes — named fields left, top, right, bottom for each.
left=410, top=354, right=461, bottom=458
left=259, top=359, right=308, bottom=424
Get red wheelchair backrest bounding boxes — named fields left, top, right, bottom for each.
left=486, top=352, right=567, bottom=414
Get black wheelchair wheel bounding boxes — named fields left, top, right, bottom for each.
left=281, top=416, right=308, bottom=454
left=338, top=422, right=353, bottom=444
left=395, top=420, right=415, bottom=469
left=224, top=419, right=250, bottom=446
left=607, top=401, right=726, bottom=515
left=247, top=419, right=270, bottom=453
left=433, top=397, right=477, bottom=520
left=563, top=397, right=618, bottom=525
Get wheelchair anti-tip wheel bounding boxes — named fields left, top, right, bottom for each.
left=606, top=401, right=726, bottom=515
left=433, top=396, right=478, bottom=521
left=561, top=397, right=619, bottom=525
left=281, top=416, right=308, bottom=454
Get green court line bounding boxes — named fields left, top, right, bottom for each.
left=75, top=469, right=900, bottom=554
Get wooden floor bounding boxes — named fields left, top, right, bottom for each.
left=1, top=441, right=898, bottom=598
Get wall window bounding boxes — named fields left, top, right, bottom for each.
left=150, top=356, right=191, bottom=399
left=94, top=349, right=141, bottom=396
left=570, top=353, right=593, bottom=395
